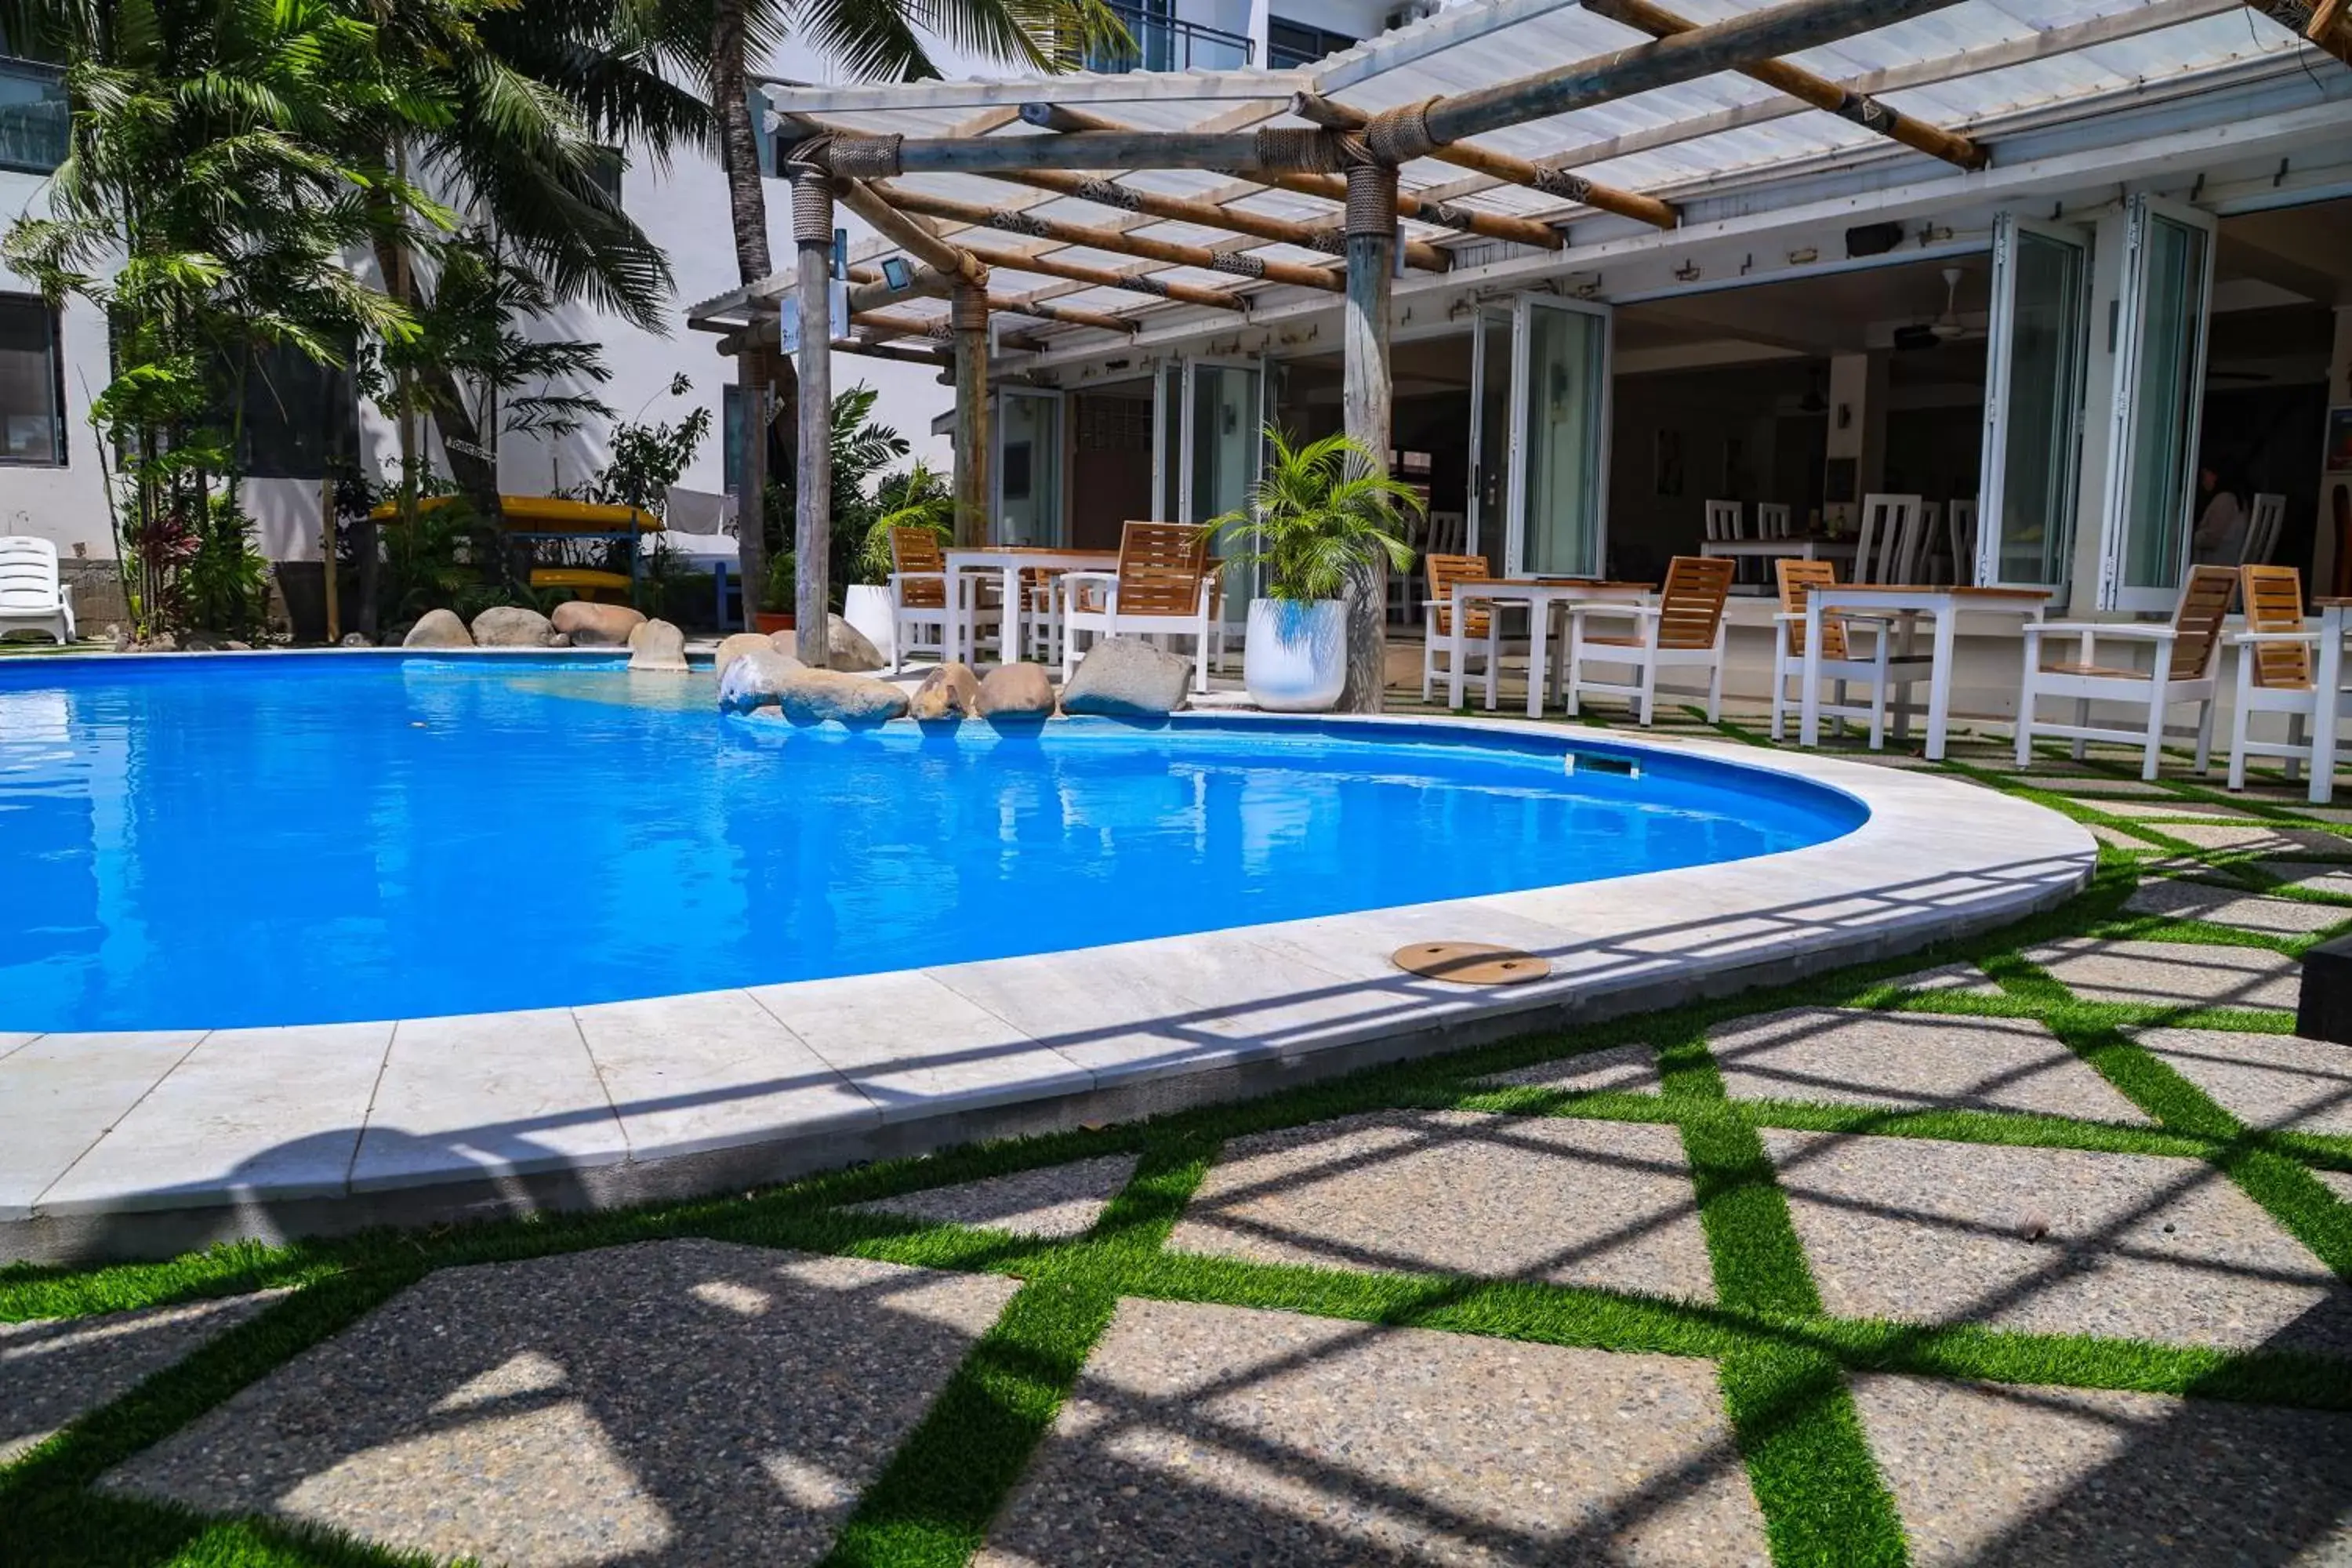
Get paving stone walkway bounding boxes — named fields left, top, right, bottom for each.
left=9, top=715, right=2352, bottom=1566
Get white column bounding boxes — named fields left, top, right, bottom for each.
left=2313, top=307, right=2352, bottom=596
left=1823, top=350, right=1888, bottom=532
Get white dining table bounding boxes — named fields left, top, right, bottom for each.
left=2303, top=598, right=2352, bottom=804
left=1446, top=577, right=1655, bottom=718
left=942, top=546, right=1120, bottom=667
left=1698, top=538, right=1860, bottom=564
left=1798, top=584, right=2050, bottom=761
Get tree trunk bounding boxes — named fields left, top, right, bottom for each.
left=713, top=0, right=774, bottom=612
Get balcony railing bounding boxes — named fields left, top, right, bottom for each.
left=1086, top=2, right=1253, bottom=74
left=0, top=56, right=66, bottom=176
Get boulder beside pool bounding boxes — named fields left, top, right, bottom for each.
left=626, top=618, right=688, bottom=671
left=552, top=601, right=645, bottom=647
left=778, top=667, right=910, bottom=727
left=977, top=662, right=1056, bottom=720
left=825, top=613, right=886, bottom=673
left=402, top=608, right=472, bottom=648
left=470, top=605, right=555, bottom=647
left=718, top=648, right=807, bottom=713
left=909, top=662, right=982, bottom=721
left=1059, top=637, right=1192, bottom=717
left=714, top=631, right=774, bottom=682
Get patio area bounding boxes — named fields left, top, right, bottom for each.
left=5, top=710, right=2350, bottom=1566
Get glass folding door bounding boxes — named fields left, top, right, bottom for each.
left=1508, top=295, right=1611, bottom=579
left=1466, top=303, right=1512, bottom=565
left=993, top=387, right=1064, bottom=546
left=1976, top=213, right=2090, bottom=590
left=2098, top=195, right=2215, bottom=612
left=1181, top=358, right=1263, bottom=626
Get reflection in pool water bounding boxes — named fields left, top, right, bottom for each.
left=0, top=656, right=1864, bottom=1031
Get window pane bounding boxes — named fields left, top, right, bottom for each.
left=1521, top=307, right=1606, bottom=577
left=1189, top=365, right=1258, bottom=619
left=0, top=295, right=62, bottom=465
left=0, top=56, right=67, bottom=176
left=238, top=343, right=354, bottom=479
left=2122, top=214, right=2207, bottom=590
left=1993, top=229, right=2085, bottom=586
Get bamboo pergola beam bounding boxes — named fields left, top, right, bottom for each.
left=1018, top=102, right=1565, bottom=250
left=1287, top=92, right=1677, bottom=230
left=874, top=182, right=1346, bottom=292
left=956, top=242, right=1250, bottom=310
left=1581, top=0, right=1986, bottom=169
left=833, top=178, right=986, bottom=287
left=990, top=168, right=1452, bottom=271
left=2263, top=0, right=2352, bottom=63
left=818, top=0, right=1975, bottom=177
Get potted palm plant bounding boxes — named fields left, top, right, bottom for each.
left=845, top=460, right=952, bottom=665
left=1214, top=426, right=1422, bottom=713
left=753, top=551, right=795, bottom=636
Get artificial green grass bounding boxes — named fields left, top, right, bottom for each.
left=8, top=727, right=2352, bottom=1568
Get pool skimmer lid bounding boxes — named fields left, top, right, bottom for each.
left=1390, top=942, right=1552, bottom=985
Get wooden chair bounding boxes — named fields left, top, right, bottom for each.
left=1854, top=494, right=1923, bottom=584
left=1421, top=552, right=1502, bottom=707
left=0, top=535, right=74, bottom=644
left=1060, top=521, right=1216, bottom=692
left=2225, top=564, right=2337, bottom=788
left=2014, top=564, right=2235, bottom=781
left=1566, top=555, right=1735, bottom=726
left=887, top=528, right=998, bottom=673
left=1769, top=560, right=1933, bottom=749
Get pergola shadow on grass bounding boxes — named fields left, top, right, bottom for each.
left=6, top=713, right=2352, bottom=1566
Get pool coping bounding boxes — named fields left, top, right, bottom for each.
left=0, top=710, right=2095, bottom=1265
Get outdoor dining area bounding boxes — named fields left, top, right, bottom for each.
left=858, top=495, right=2352, bottom=804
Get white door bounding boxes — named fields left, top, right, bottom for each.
left=1181, top=358, right=1264, bottom=625
left=2098, top=194, right=2216, bottom=612
left=1465, top=302, right=1512, bottom=565
left=1507, top=293, right=1613, bottom=578
left=1152, top=361, right=1182, bottom=521
left=993, top=387, right=1065, bottom=546
left=1976, top=213, right=2092, bottom=590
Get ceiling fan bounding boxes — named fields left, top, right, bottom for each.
left=1893, top=267, right=1974, bottom=350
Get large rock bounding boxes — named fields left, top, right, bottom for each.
left=777, top=667, right=910, bottom=728
left=1058, top=637, right=1192, bottom=717
left=909, top=662, right=982, bottom=722
left=626, top=617, right=688, bottom=671
left=713, top=631, right=775, bottom=683
left=470, top=605, right=556, bottom=647
left=717, top=648, right=807, bottom=713
left=825, top=612, right=885, bottom=673
left=977, top=662, right=1056, bottom=720
left=552, top=600, right=645, bottom=647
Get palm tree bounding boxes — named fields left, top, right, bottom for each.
left=1212, top=427, right=1421, bottom=605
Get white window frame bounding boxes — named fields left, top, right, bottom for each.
left=2096, top=193, right=2216, bottom=614
left=1504, top=292, right=1613, bottom=579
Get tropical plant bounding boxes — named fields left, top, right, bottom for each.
left=765, top=383, right=911, bottom=604
left=760, top=549, right=796, bottom=615
left=0, top=0, right=434, bottom=637
left=589, top=372, right=713, bottom=517
left=1213, top=427, right=1422, bottom=604
left=856, top=459, right=953, bottom=585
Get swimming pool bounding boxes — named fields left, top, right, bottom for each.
left=0, top=655, right=1864, bottom=1032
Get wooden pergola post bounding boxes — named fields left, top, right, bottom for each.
left=1340, top=154, right=1397, bottom=715
left=790, top=164, right=834, bottom=665
left=951, top=283, right=990, bottom=547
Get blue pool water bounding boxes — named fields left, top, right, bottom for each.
left=0, top=655, right=1864, bottom=1031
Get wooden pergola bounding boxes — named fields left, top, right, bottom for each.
left=696, top=0, right=2351, bottom=704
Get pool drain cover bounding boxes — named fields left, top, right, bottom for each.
left=1390, top=942, right=1552, bottom=985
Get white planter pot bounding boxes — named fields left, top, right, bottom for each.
left=842, top=583, right=896, bottom=665
left=1244, top=597, right=1348, bottom=713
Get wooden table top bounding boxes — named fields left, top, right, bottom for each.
left=949, top=546, right=1120, bottom=559
left=1456, top=577, right=1656, bottom=591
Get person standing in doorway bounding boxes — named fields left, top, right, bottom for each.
left=2190, top=463, right=2249, bottom=564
